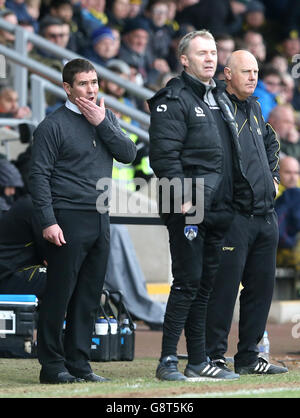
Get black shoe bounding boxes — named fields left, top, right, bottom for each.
left=184, top=361, right=240, bottom=380
left=79, top=372, right=110, bottom=382
left=235, top=357, right=288, bottom=375
left=156, top=355, right=187, bottom=381
left=211, top=358, right=233, bottom=373
left=40, top=370, right=83, bottom=384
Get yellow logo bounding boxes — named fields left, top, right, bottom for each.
left=222, top=246, right=235, bottom=251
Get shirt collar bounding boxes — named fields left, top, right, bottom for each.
left=186, top=72, right=216, bottom=89
left=65, top=99, right=81, bottom=114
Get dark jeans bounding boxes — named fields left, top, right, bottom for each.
left=206, top=211, right=278, bottom=367
left=37, top=209, right=110, bottom=376
left=161, top=209, right=233, bottom=365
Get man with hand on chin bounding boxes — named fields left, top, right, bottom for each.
left=29, top=58, right=136, bottom=384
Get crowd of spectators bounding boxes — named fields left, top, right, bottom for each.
left=0, top=1, right=298, bottom=110
left=1, top=1, right=300, bottom=126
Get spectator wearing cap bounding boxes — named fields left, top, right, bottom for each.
left=118, top=17, right=153, bottom=84
left=118, top=16, right=170, bottom=85
left=279, top=29, right=300, bottom=64
left=81, top=25, right=116, bottom=66
left=243, top=0, right=265, bottom=31
left=0, top=159, right=24, bottom=216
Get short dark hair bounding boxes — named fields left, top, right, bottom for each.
left=259, top=64, right=282, bottom=81
left=62, top=59, right=97, bottom=86
left=215, top=33, right=234, bottom=43
left=50, top=0, right=72, bottom=9
left=39, top=16, right=64, bottom=35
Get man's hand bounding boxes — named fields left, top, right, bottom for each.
left=181, top=201, right=193, bottom=214
left=43, top=224, right=66, bottom=246
left=14, top=106, right=32, bottom=119
left=75, top=96, right=106, bottom=126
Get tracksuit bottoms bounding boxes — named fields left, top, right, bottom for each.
left=206, top=211, right=278, bottom=367
left=161, top=209, right=233, bottom=365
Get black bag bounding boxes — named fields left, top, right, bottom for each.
left=0, top=294, right=38, bottom=358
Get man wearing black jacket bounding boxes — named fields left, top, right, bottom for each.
left=148, top=30, right=242, bottom=381
left=206, top=50, right=288, bottom=375
left=0, top=194, right=46, bottom=298
left=29, top=59, right=136, bottom=384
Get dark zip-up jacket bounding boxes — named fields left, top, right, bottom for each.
left=0, top=194, right=45, bottom=282
left=226, top=93, right=280, bottom=214
left=148, top=72, right=243, bottom=224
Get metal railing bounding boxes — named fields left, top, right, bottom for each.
left=0, top=18, right=153, bottom=139
left=30, top=74, right=150, bottom=141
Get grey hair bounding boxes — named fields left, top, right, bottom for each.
left=178, top=30, right=215, bottom=57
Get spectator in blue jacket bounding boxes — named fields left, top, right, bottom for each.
left=254, top=64, right=282, bottom=121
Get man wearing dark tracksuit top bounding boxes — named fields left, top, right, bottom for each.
left=206, top=50, right=288, bottom=375
left=148, top=31, right=244, bottom=381
left=29, top=59, right=136, bottom=384
left=0, top=194, right=47, bottom=298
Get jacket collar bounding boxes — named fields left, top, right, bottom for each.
left=181, top=71, right=224, bottom=98
left=225, top=91, right=257, bottom=109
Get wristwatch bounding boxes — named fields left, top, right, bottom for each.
left=273, top=176, right=280, bottom=185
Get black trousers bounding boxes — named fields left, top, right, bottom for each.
left=206, top=211, right=278, bottom=367
left=161, top=209, right=233, bottom=365
left=37, top=209, right=110, bottom=376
